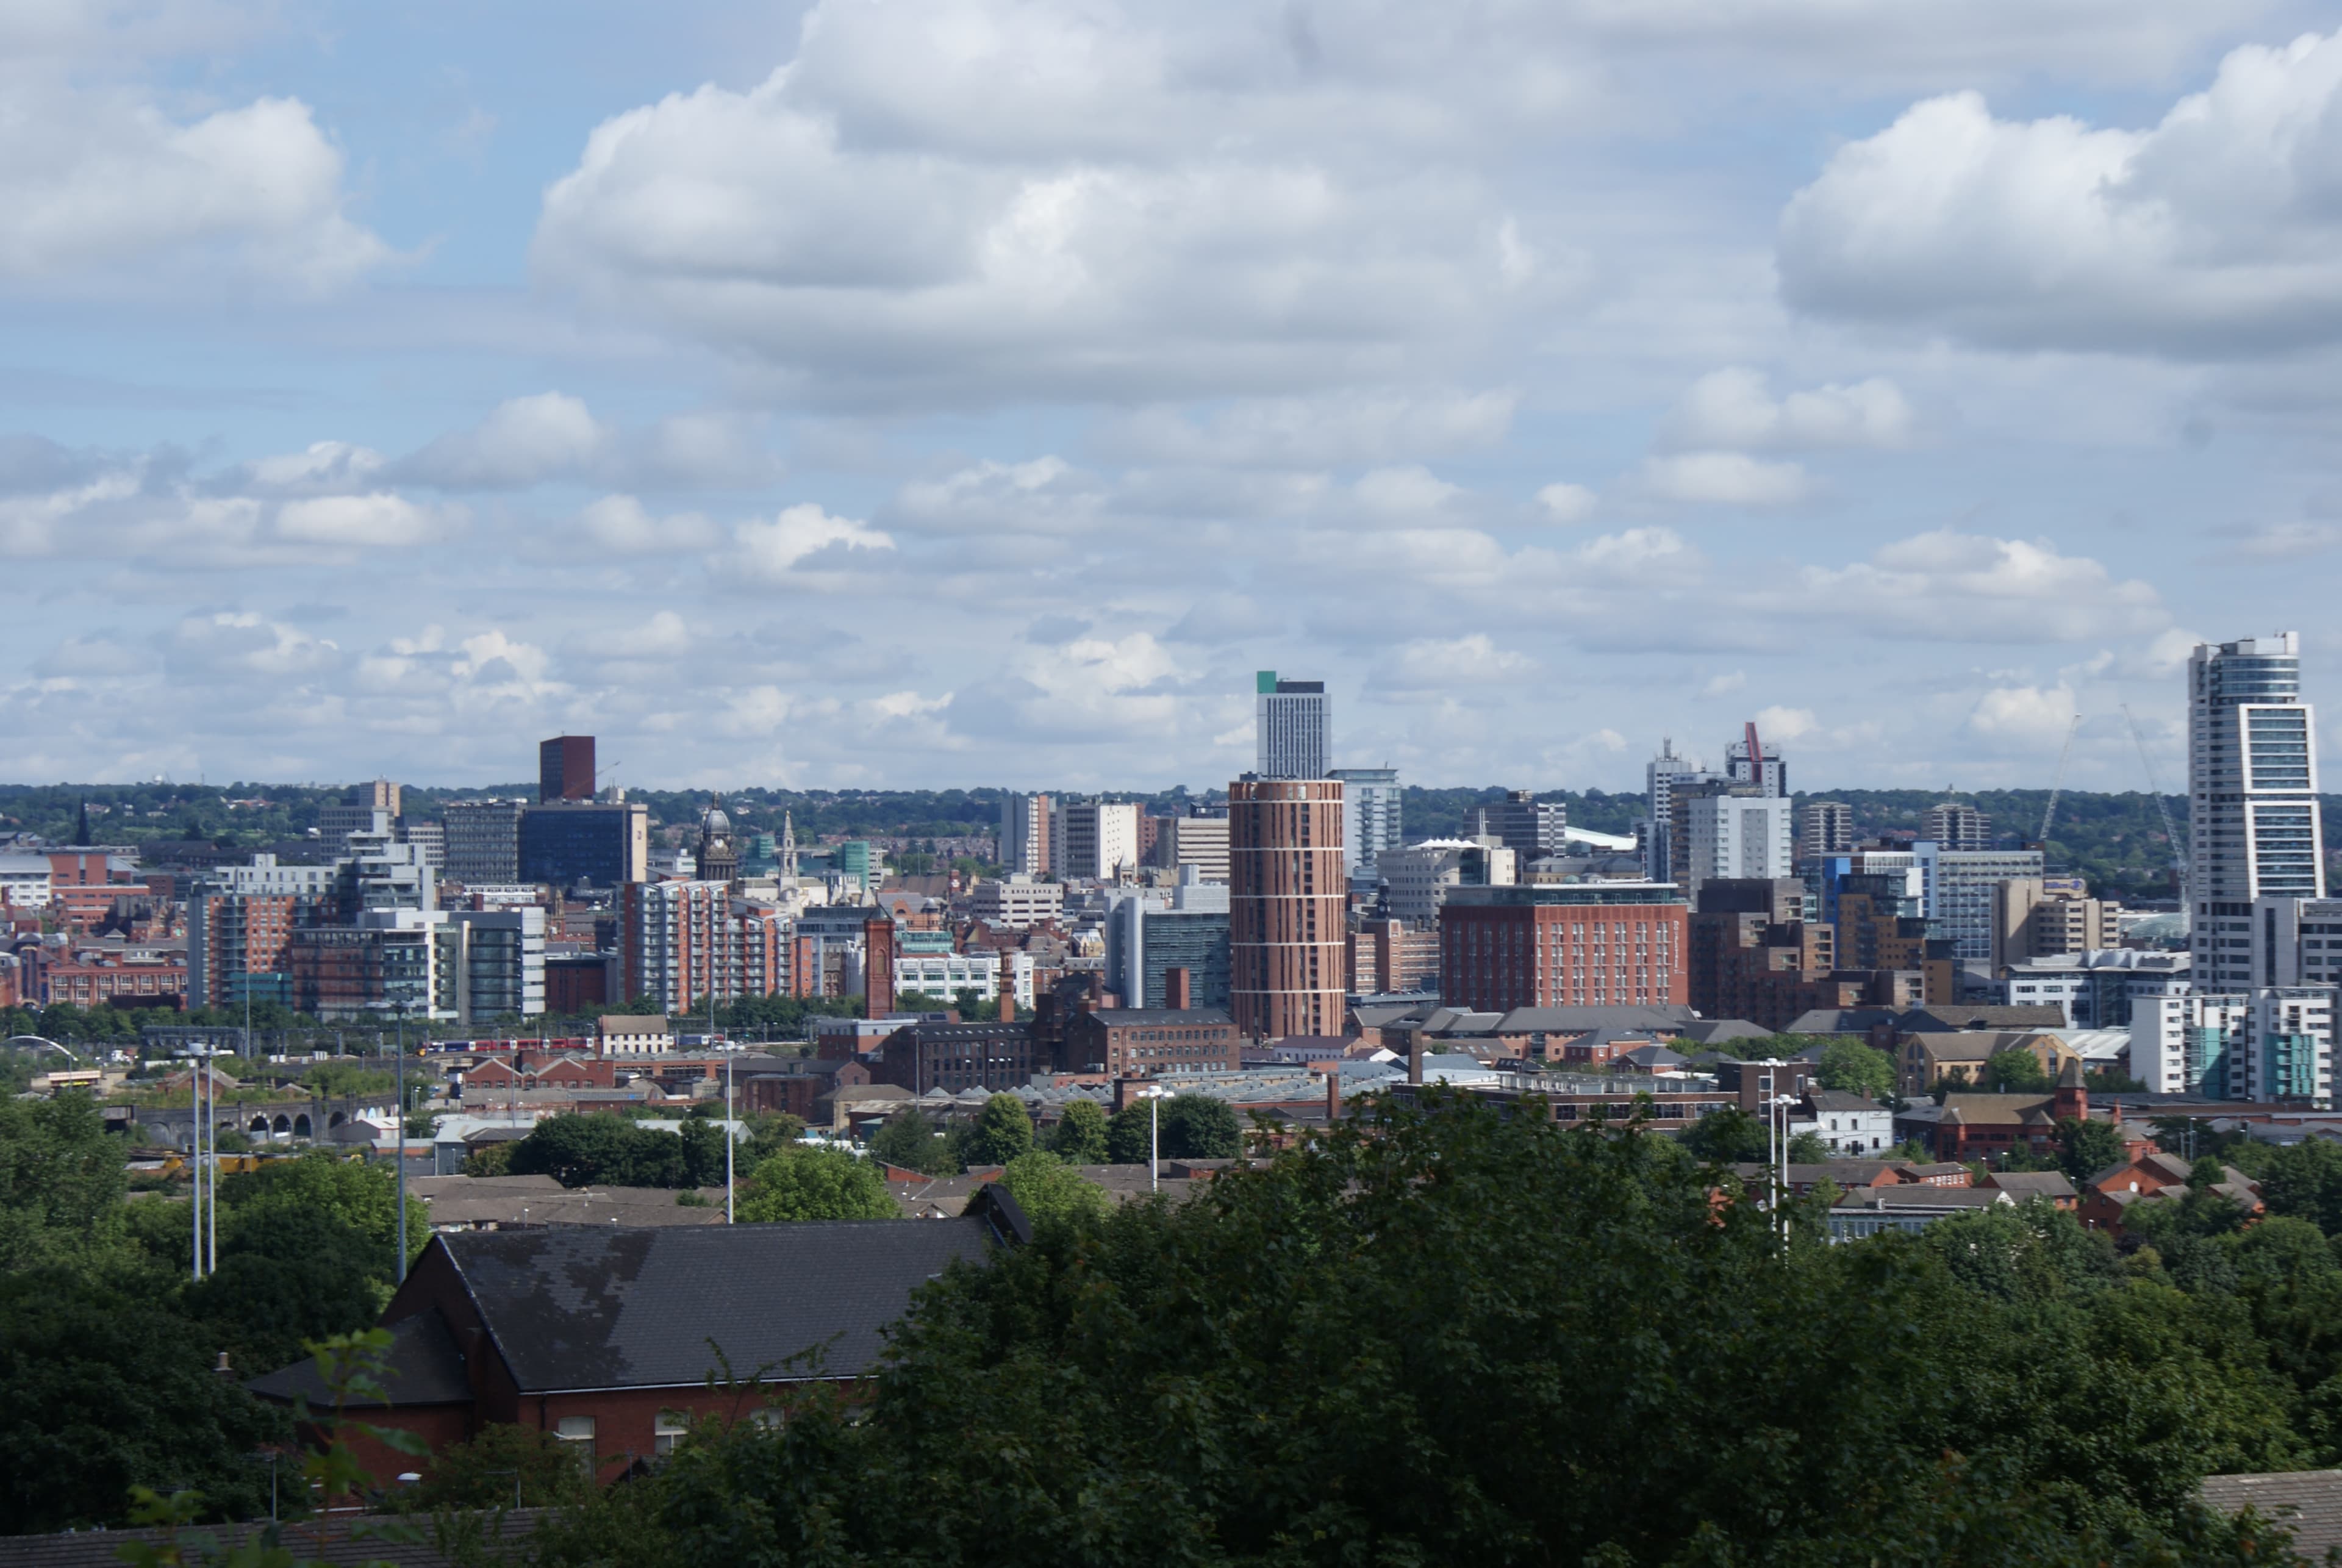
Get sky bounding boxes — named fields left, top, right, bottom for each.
left=7, top=0, right=2342, bottom=797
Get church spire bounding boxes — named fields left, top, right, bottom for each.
left=781, top=810, right=798, bottom=879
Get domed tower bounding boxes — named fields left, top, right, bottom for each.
left=697, top=797, right=739, bottom=885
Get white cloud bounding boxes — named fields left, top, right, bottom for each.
left=1752, top=704, right=1818, bottom=742
left=1805, top=529, right=2166, bottom=641
left=0, top=88, right=388, bottom=287
left=274, top=493, right=462, bottom=547
left=601, top=610, right=691, bottom=659
left=1700, top=670, right=1747, bottom=697
left=575, top=495, right=718, bottom=553
left=399, top=393, right=609, bottom=489
left=1662, top=367, right=1913, bottom=450
left=1098, top=389, right=1517, bottom=468
left=1371, top=633, right=1536, bottom=695
left=169, top=612, right=339, bottom=678
left=1575, top=526, right=1696, bottom=579
left=245, top=442, right=387, bottom=494
left=1536, top=482, right=1597, bottom=523
left=1965, top=684, right=2079, bottom=742
left=530, top=0, right=1569, bottom=407
left=1778, top=32, right=2342, bottom=357
left=731, top=503, right=895, bottom=579
left=893, top=457, right=1103, bottom=535
left=1639, top=451, right=1811, bottom=505
left=1352, top=465, right=1465, bottom=522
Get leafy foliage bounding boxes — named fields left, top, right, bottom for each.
left=1981, top=1048, right=2054, bottom=1094
left=1049, top=1099, right=1110, bottom=1164
left=865, top=1106, right=959, bottom=1176
left=503, top=1113, right=729, bottom=1189
left=517, top=1095, right=2312, bottom=1567
left=1103, top=1093, right=1241, bottom=1163
left=1677, top=1104, right=1771, bottom=1162
left=997, top=1151, right=1112, bottom=1231
left=964, top=1094, right=1034, bottom=1167
left=1814, top=1040, right=1894, bottom=1100
left=385, top=1422, right=593, bottom=1514
left=737, top=1147, right=898, bottom=1222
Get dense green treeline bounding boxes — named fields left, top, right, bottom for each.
left=0, top=1094, right=426, bottom=1534
left=512, top=1095, right=2335, bottom=1567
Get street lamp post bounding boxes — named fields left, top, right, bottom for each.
left=1136, top=1083, right=1173, bottom=1194
left=395, top=1004, right=408, bottom=1284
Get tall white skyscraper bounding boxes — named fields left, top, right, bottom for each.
left=1328, top=765, right=1402, bottom=882
left=1000, top=792, right=1053, bottom=877
left=2190, top=633, right=2325, bottom=990
left=1643, top=739, right=1713, bottom=883
left=1256, top=671, right=1328, bottom=779
left=1680, top=793, right=1793, bottom=906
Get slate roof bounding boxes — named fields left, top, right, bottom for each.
left=1982, top=1171, right=2079, bottom=1200
left=1938, top=1091, right=2061, bottom=1127
left=247, top=1308, right=473, bottom=1409
left=2202, top=1469, right=2342, bottom=1558
left=1084, top=1008, right=1235, bottom=1027
left=423, top=1215, right=1003, bottom=1391
left=1805, top=1090, right=1888, bottom=1114
left=1673, top=1018, right=1774, bottom=1044
left=1494, top=1005, right=1696, bottom=1034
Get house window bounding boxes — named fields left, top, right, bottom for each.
left=749, top=1406, right=786, bottom=1431
left=654, top=1410, right=691, bottom=1456
left=554, top=1415, right=596, bottom=1469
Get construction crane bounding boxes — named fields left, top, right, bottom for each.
left=2121, top=704, right=2188, bottom=879
left=2038, top=713, right=2083, bottom=847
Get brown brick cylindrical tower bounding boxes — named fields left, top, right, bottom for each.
left=1228, top=776, right=1347, bottom=1041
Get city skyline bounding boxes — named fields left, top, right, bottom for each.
left=7, top=4, right=2342, bottom=792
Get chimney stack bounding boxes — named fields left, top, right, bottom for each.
left=997, top=970, right=1017, bottom=1023
left=863, top=917, right=895, bottom=1020
left=1165, top=966, right=1192, bottom=1011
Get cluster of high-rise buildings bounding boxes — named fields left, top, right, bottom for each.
left=1, top=637, right=2334, bottom=1108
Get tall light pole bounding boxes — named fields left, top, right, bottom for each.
left=394, top=1004, right=408, bottom=1284
left=1136, top=1083, right=1172, bottom=1194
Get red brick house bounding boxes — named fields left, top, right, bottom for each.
left=248, top=1190, right=1030, bottom=1486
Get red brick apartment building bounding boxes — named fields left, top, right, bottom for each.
left=1438, top=884, right=1688, bottom=1012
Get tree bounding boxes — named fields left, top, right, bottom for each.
left=745, top=1112, right=808, bottom=1166
left=998, top=1151, right=1111, bottom=1230
left=1678, top=1105, right=1770, bottom=1163
left=389, top=1422, right=594, bottom=1513
left=516, top=1091, right=2305, bottom=1567
left=0, top=1271, right=287, bottom=1533
left=737, top=1147, right=897, bottom=1222
left=0, top=1093, right=129, bottom=1272
left=1050, top=1099, right=1110, bottom=1164
left=2057, top=1117, right=2125, bottom=1182
left=1104, top=1096, right=1237, bottom=1164
left=1786, top=1130, right=1834, bottom=1164
left=1980, top=1049, right=2053, bottom=1094
left=2261, top=1139, right=2342, bottom=1236
left=185, top=1202, right=393, bottom=1373
left=1814, top=1039, right=1895, bottom=1100
left=867, top=1106, right=959, bottom=1176
left=505, top=1112, right=706, bottom=1189
left=216, top=1148, right=426, bottom=1271
left=964, top=1094, right=1034, bottom=1167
